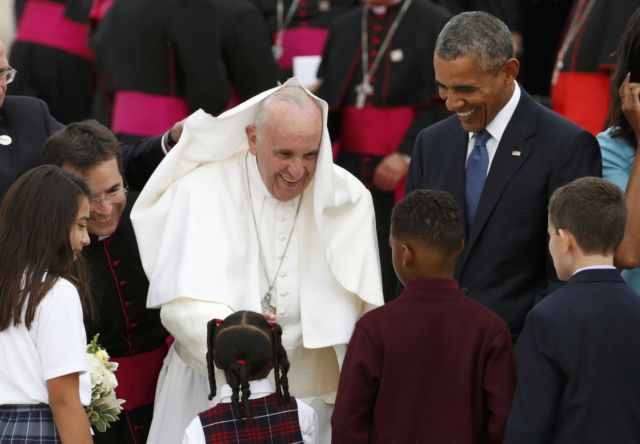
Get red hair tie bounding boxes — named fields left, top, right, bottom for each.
left=214, top=319, right=223, bottom=325
left=236, top=359, right=246, bottom=366
left=268, top=321, right=276, bottom=329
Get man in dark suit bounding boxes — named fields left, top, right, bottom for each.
left=505, top=177, right=640, bottom=443
left=405, top=11, right=602, bottom=338
left=0, top=39, right=176, bottom=200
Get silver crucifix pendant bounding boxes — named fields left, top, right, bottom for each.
left=261, top=291, right=276, bottom=315
left=272, top=43, right=283, bottom=61
left=355, top=81, right=373, bottom=109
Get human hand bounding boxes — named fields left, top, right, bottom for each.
left=619, top=74, right=640, bottom=135
left=164, top=120, right=185, bottom=151
left=263, top=312, right=276, bottom=323
left=170, top=120, right=185, bottom=143
left=372, top=152, right=410, bottom=191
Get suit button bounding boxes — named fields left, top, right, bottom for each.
left=112, top=259, right=121, bottom=267
left=124, top=300, right=133, bottom=308
left=119, top=279, right=128, bottom=287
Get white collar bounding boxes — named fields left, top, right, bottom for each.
left=247, top=151, right=271, bottom=201
left=469, top=83, right=521, bottom=143
left=218, top=378, right=274, bottom=403
left=572, top=265, right=616, bottom=276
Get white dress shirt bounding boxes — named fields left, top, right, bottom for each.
left=466, top=83, right=522, bottom=172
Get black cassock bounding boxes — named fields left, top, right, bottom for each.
left=10, top=0, right=94, bottom=123
left=92, top=0, right=278, bottom=140
left=85, top=193, right=169, bottom=444
left=317, top=0, right=450, bottom=301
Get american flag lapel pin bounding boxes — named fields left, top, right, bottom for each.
left=511, top=149, right=522, bottom=157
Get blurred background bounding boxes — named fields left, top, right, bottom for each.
left=0, top=0, right=15, bottom=48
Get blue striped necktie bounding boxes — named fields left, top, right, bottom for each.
left=465, top=129, right=491, bottom=228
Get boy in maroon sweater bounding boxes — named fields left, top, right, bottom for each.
left=332, top=189, right=516, bottom=443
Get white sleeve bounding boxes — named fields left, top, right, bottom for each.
left=296, top=399, right=319, bottom=444
left=182, top=416, right=206, bottom=444
left=34, top=279, right=88, bottom=380
left=160, top=299, right=233, bottom=377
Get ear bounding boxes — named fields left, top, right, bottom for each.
left=557, top=228, right=575, bottom=253
left=245, top=125, right=258, bottom=155
left=502, top=58, right=520, bottom=84
left=400, top=242, right=414, bottom=268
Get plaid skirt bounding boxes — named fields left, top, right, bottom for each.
left=0, top=404, right=61, bottom=443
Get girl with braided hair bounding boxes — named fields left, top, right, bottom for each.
left=182, top=310, right=318, bottom=444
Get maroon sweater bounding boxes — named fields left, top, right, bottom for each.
left=332, top=278, right=516, bottom=443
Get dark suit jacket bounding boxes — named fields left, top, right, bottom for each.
left=332, top=278, right=516, bottom=444
left=406, top=88, right=602, bottom=336
left=0, top=95, right=165, bottom=200
left=505, top=268, right=640, bottom=443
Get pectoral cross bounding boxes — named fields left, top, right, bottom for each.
left=272, top=42, right=284, bottom=61
left=355, top=77, right=374, bottom=109
left=261, top=292, right=276, bottom=315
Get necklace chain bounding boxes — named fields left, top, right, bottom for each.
left=551, top=0, right=596, bottom=85
left=355, top=0, right=413, bottom=108
left=244, top=150, right=303, bottom=314
left=273, top=0, right=301, bottom=60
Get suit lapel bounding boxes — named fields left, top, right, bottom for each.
left=459, top=91, right=539, bottom=270
left=448, top=128, right=468, bottom=219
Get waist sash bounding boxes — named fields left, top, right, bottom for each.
left=275, top=27, right=329, bottom=70
left=112, top=91, right=189, bottom=137
left=111, top=343, right=168, bottom=410
left=340, top=105, right=415, bottom=156
left=340, top=105, right=414, bottom=201
left=16, top=0, right=94, bottom=60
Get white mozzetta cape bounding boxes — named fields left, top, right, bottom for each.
left=131, top=78, right=383, bottom=353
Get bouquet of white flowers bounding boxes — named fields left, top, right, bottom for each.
left=85, top=334, right=125, bottom=432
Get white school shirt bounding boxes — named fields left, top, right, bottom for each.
left=182, top=379, right=318, bottom=444
left=0, top=277, right=91, bottom=405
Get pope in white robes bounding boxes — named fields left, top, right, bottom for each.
left=131, top=79, right=383, bottom=444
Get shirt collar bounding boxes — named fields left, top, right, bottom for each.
left=247, top=151, right=271, bottom=201
left=572, top=265, right=616, bottom=276
left=219, top=378, right=274, bottom=403
left=469, top=82, right=521, bottom=143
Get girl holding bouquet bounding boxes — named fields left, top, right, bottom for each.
left=0, top=165, right=93, bottom=443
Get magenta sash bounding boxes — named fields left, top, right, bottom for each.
left=16, top=0, right=94, bottom=59
left=112, top=91, right=189, bottom=137
left=275, top=27, right=329, bottom=69
left=341, top=105, right=415, bottom=201
left=341, top=105, right=415, bottom=157
left=111, top=344, right=168, bottom=410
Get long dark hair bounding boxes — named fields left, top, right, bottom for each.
left=608, top=7, right=640, bottom=148
left=0, top=165, right=93, bottom=330
left=206, top=311, right=291, bottom=422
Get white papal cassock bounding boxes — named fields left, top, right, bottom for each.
left=131, top=78, right=383, bottom=444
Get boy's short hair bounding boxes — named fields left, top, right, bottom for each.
left=549, top=177, right=626, bottom=255
left=42, top=119, right=123, bottom=175
left=391, top=189, right=463, bottom=255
